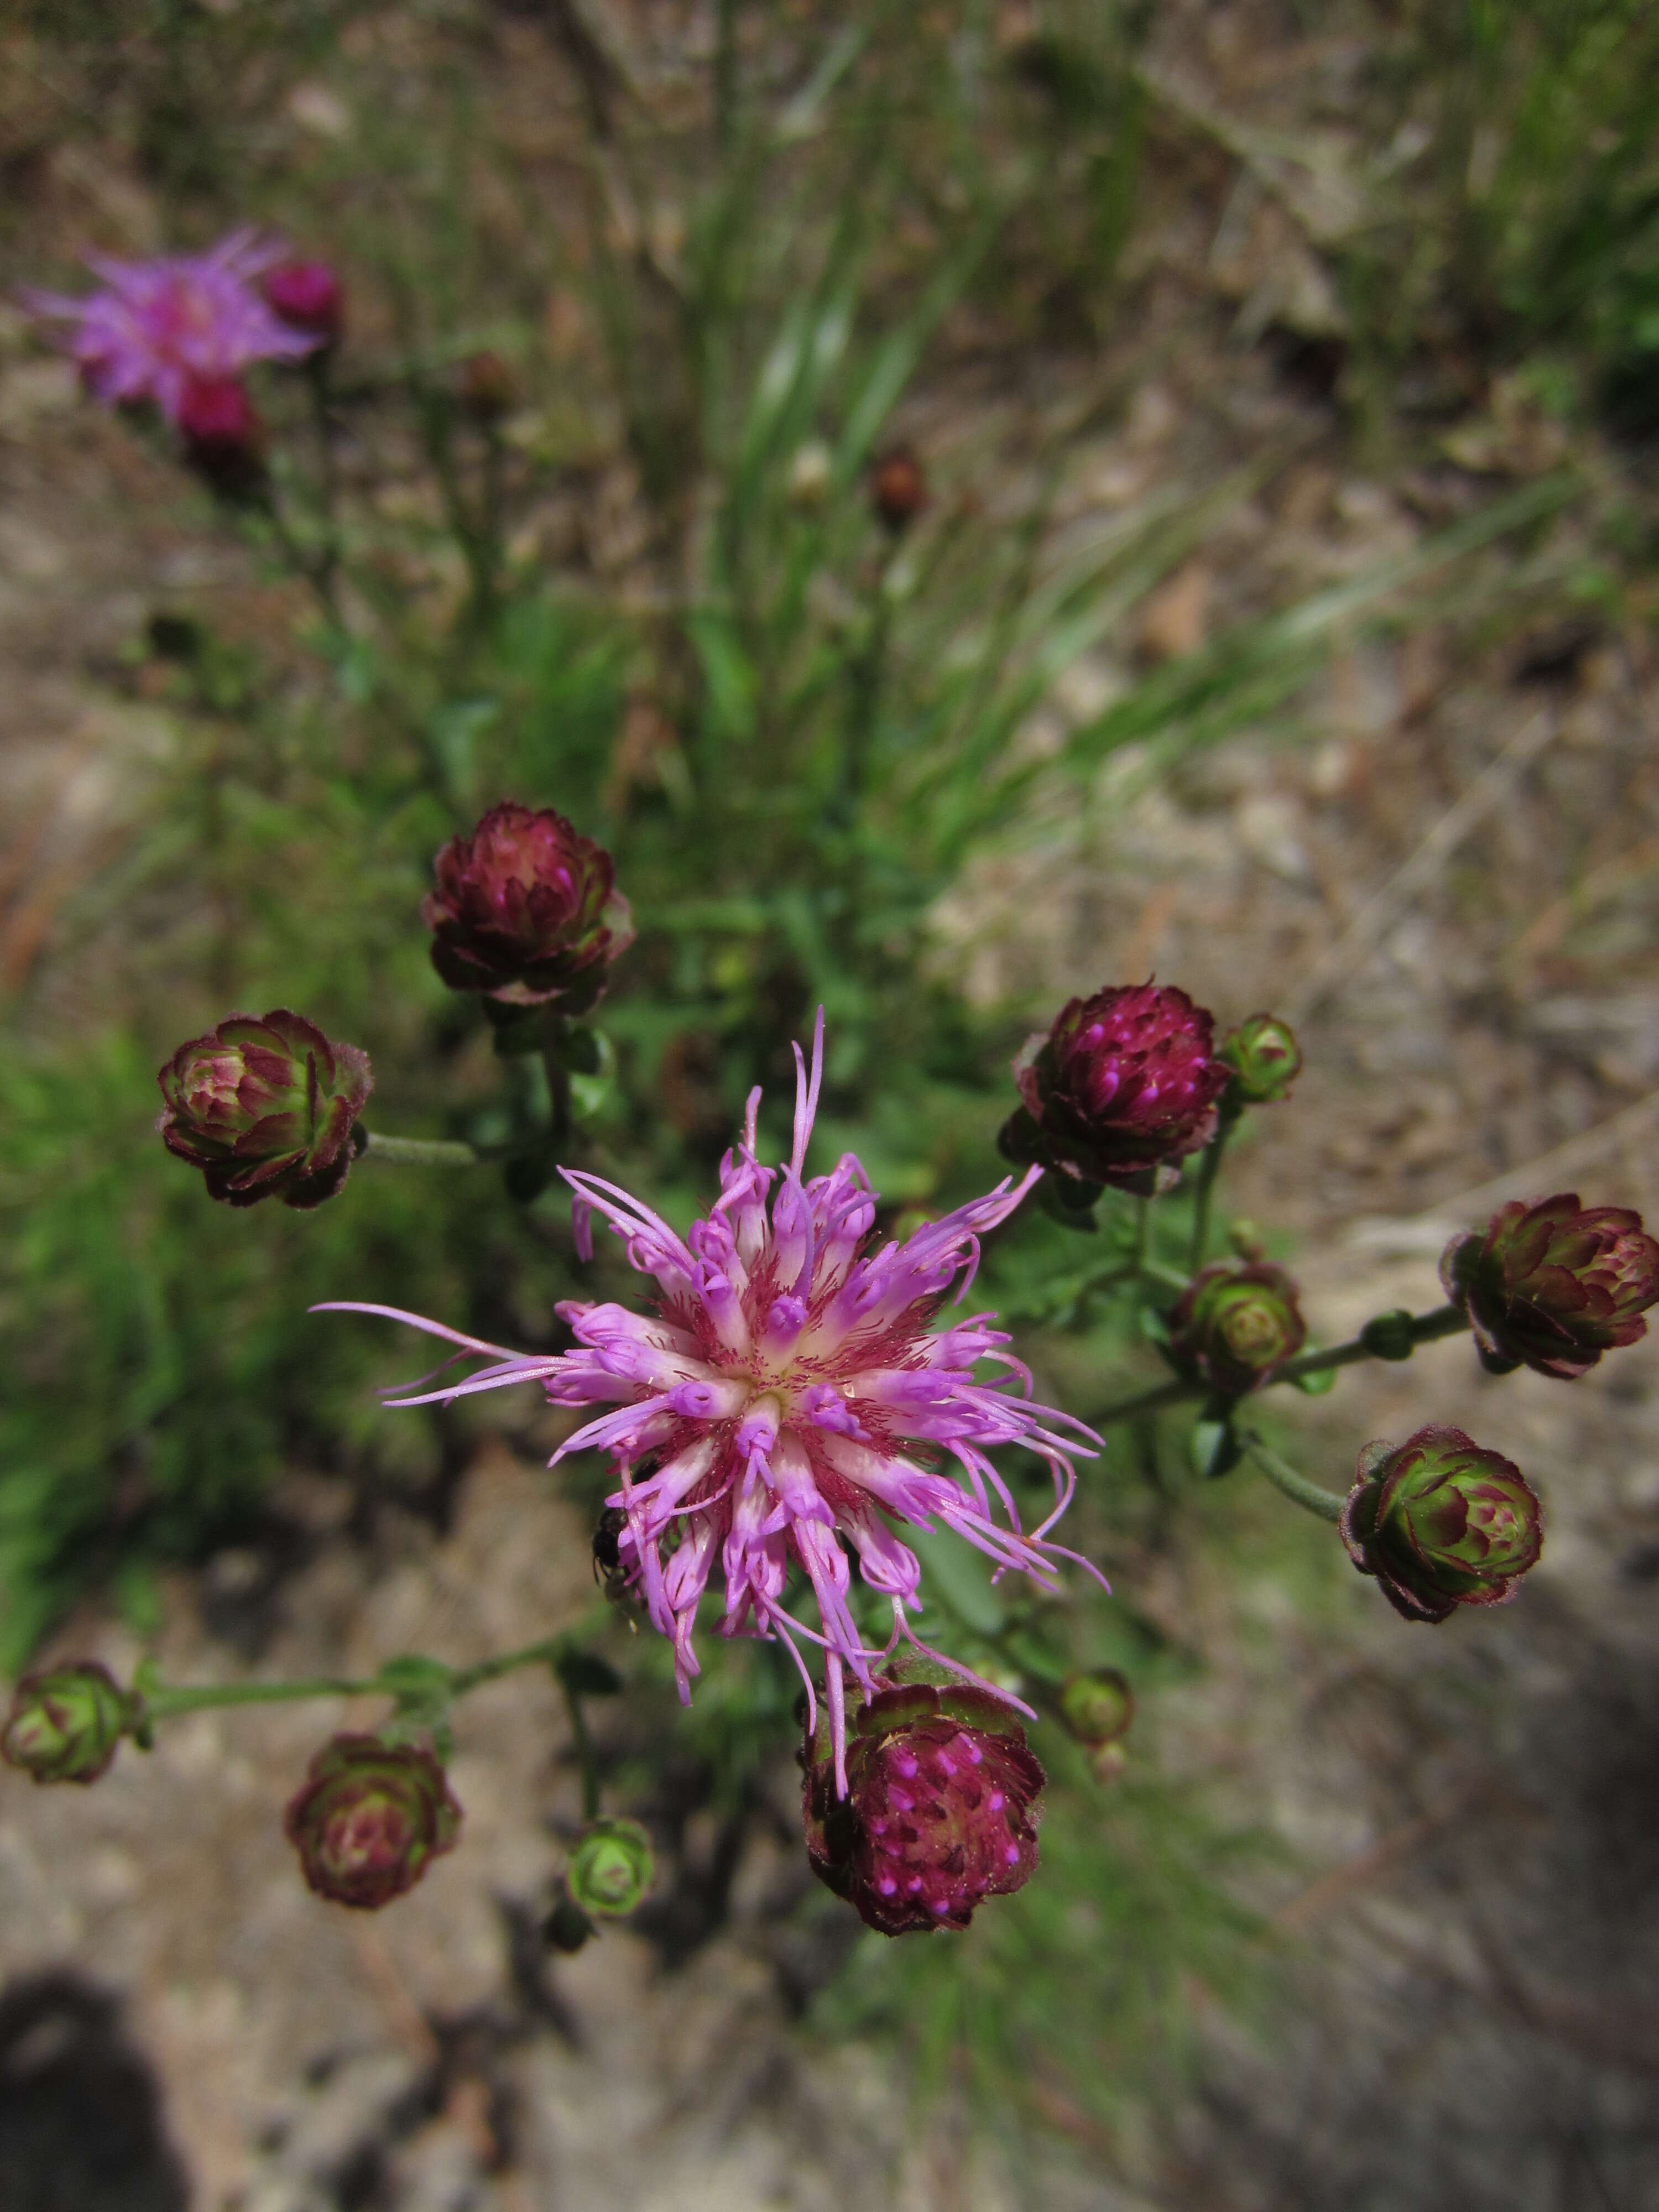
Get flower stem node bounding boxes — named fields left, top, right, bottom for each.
left=158, top=1009, right=372, bottom=1209
left=802, top=1661, right=1045, bottom=1936
left=1000, top=983, right=1230, bottom=1194
left=1441, top=1192, right=1659, bottom=1380
left=1340, top=1426, right=1543, bottom=1623
left=423, top=803, right=634, bottom=1009
left=1, top=1662, right=132, bottom=1785
left=1359, top=1308, right=1418, bottom=1362
left=283, top=1736, right=461, bottom=1909
left=1218, top=1013, right=1303, bottom=1105
left=1167, top=1262, right=1307, bottom=1396
left=566, top=1818, right=654, bottom=1919
left=1057, top=1670, right=1134, bottom=1748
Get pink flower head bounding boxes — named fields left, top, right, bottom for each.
left=1000, top=981, right=1229, bottom=1194
left=323, top=1015, right=1104, bottom=1793
left=23, top=229, right=321, bottom=425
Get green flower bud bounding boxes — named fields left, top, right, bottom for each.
left=1167, top=1261, right=1307, bottom=1396
left=1340, top=1425, right=1543, bottom=1624
left=1219, top=1013, right=1303, bottom=1104
left=1057, top=1670, right=1134, bottom=1747
left=566, top=1818, right=654, bottom=1919
left=1, top=1662, right=131, bottom=1785
left=157, top=1009, right=372, bottom=1209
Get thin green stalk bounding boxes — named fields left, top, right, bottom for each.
left=142, top=1676, right=376, bottom=1721
left=1186, top=1110, right=1234, bottom=1274
left=1272, top=1303, right=1467, bottom=1386
left=563, top=1682, right=602, bottom=1822
left=541, top=1034, right=572, bottom=1149
left=1130, top=1195, right=1150, bottom=1272
left=1091, top=1304, right=1470, bottom=1431
left=1241, top=1432, right=1346, bottom=1523
left=361, top=1130, right=482, bottom=1167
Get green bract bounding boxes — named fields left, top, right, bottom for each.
left=1, top=1661, right=130, bottom=1784
left=566, top=1817, right=655, bottom=1918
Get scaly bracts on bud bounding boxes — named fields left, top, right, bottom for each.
left=1219, top=1012, right=1302, bottom=1105
left=263, top=259, right=343, bottom=346
left=1441, top=1192, right=1659, bottom=1381
left=284, top=1736, right=461, bottom=1908
left=2, top=1662, right=131, bottom=1785
left=1340, top=1425, right=1542, bottom=1624
left=1167, top=1261, right=1306, bottom=1396
left=158, top=1009, right=372, bottom=1209
left=1000, top=982, right=1229, bottom=1194
left=323, top=1011, right=1104, bottom=1793
left=423, top=802, right=633, bottom=1009
left=802, top=1667, right=1044, bottom=1934
left=23, top=231, right=321, bottom=426
left=566, top=1818, right=654, bottom=1918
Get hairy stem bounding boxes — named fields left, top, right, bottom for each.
left=360, top=1130, right=483, bottom=1167
left=562, top=1682, right=602, bottom=1822
left=1186, top=1110, right=1234, bottom=1274
left=1241, top=1432, right=1347, bottom=1523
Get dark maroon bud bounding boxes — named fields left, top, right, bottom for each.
left=1441, top=1192, right=1659, bottom=1380
left=2, top=1662, right=131, bottom=1785
left=870, top=445, right=928, bottom=531
left=456, top=350, right=517, bottom=421
left=283, top=1736, right=461, bottom=1909
left=1167, top=1261, right=1307, bottom=1396
left=177, top=375, right=266, bottom=493
left=156, top=1008, right=372, bottom=1209
left=422, top=802, right=634, bottom=1009
left=1218, top=1012, right=1302, bottom=1104
left=262, top=259, right=343, bottom=346
left=802, top=1666, right=1044, bottom=1936
left=1340, top=1425, right=1543, bottom=1624
left=999, top=981, right=1230, bottom=1194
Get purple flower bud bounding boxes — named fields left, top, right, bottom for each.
left=156, top=1008, right=372, bottom=1209
left=802, top=1671, right=1044, bottom=1935
left=870, top=445, right=928, bottom=531
left=176, top=374, right=266, bottom=493
left=1, top=1662, right=131, bottom=1785
left=1218, top=1011, right=1302, bottom=1104
left=422, top=802, right=634, bottom=1009
left=283, top=1736, right=461, bottom=1910
left=1000, top=982, right=1230, bottom=1193
left=1440, top=1192, right=1659, bottom=1381
left=262, top=259, right=343, bottom=345
left=1340, top=1425, right=1543, bottom=1624
left=1167, top=1261, right=1307, bottom=1396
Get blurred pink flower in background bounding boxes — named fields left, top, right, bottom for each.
left=23, top=228, right=321, bottom=424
